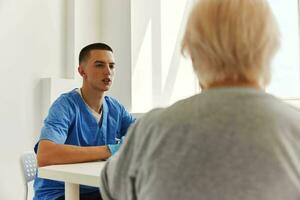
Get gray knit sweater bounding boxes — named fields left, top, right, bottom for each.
left=100, top=88, right=300, bottom=200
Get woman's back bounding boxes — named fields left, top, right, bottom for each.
left=133, top=87, right=300, bottom=200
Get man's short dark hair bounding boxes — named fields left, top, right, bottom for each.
left=79, top=43, right=113, bottom=64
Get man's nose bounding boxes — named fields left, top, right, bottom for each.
left=104, top=65, right=112, bottom=75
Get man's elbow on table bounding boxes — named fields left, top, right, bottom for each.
left=36, top=140, right=59, bottom=167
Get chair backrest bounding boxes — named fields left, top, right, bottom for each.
left=20, top=151, right=37, bottom=200
left=20, top=151, right=37, bottom=183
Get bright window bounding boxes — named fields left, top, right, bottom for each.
left=131, top=0, right=198, bottom=112
left=131, top=0, right=300, bottom=113
left=267, top=0, right=300, bottom=97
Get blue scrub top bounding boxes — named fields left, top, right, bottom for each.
left=33, top=89, right=135, bottom=200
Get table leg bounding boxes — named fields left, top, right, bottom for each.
left=65, top=182, right=80, bottom=200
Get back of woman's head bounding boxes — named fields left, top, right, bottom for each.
left=182, top=0, right=280, bottom=88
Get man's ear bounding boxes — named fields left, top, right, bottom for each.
left=78, top=65, right=86, bottom=78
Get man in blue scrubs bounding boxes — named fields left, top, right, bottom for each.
left=33, top=43, right=135, bottom=200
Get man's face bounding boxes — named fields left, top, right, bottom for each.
left=80, top=49, right=115, bottom=92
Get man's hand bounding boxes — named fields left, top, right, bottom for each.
left=107, top=136, right=125, bottom=155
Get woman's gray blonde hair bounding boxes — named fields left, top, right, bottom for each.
left=182, top=0, right=280, bottom=88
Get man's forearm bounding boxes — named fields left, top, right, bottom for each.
left=37, top=140, right=111, bottom=167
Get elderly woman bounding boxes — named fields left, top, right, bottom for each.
left=100, top=0, right=300, bottom=199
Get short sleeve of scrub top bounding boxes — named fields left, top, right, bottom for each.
left=34, top=95, right=75, bottom=152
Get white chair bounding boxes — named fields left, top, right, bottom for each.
left=20, top=151, right=37, bottom=200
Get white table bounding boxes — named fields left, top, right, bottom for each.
left=38, top=161, right=106, bottom=200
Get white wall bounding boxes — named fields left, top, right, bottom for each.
left=0, top=1, right=66, bottom=199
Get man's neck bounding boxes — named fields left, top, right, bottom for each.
left=80, top=86, right=104, bottom=113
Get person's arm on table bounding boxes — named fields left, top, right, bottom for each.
left=37, top=140, right=111, bottom=167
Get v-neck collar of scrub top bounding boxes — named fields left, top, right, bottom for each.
left=73, top=89, right=108, bottom=129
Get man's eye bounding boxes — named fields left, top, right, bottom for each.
left=109, top=65, right=115, bottom=69
left=95, top=64, right=104, bottom=67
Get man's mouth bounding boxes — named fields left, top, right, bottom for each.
left=103, top=78, right=112, bottom=84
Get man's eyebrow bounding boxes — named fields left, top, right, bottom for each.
left=94, top=60, right=115, bottom=65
